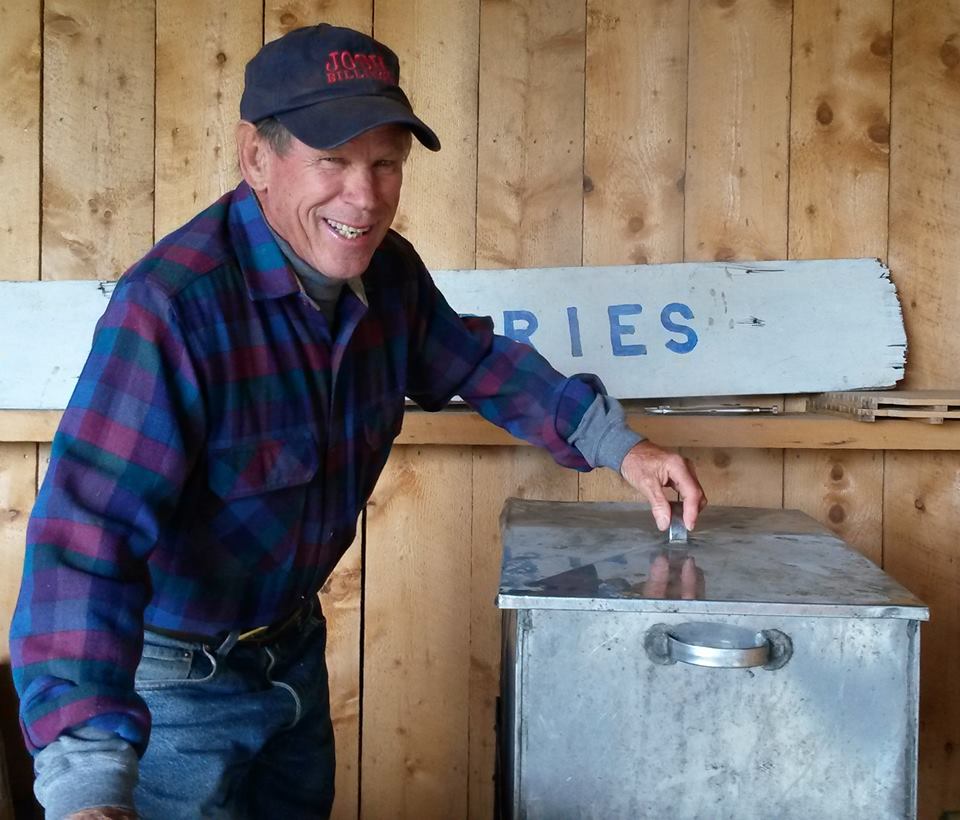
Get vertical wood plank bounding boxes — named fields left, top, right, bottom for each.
left=471, top=3, right=586, bottom=813
left=784, top=0, right=890, bottom=567
left=884, top=452, right=960, bottom=818
left=375, top=0, right=479, bottom=269
left=889, top=0, right=960, bottom=391
left=783, top=450, right=883, bottom=563
left=888, top=3, right=960, bottom=814
left=789, top=0, right=891, bottom=258
left=580, top=0, right=688, bottom=503
left=0, top=448, right=34, bottom=660
left=0, top=445, right=36, bottom=813
left=42, top=0, right=154, bottom=280
left=362, top=446, right=473, bottom=819
left=0, top=4, right=41, bottom=810
left=265, top=1, right=373, bottom=40
left=155, top=0, right=262, bottom=238
left=685, top=0, right=791, bottom=262
left=0, top=1, right=40, bottom=276
left=476, top=0, right=584, bottom=269
left=583, top=0, right=687, bottom=267
left=318, top=540, right=361, bottom=820
left=683, top=0, right=792, bottom=505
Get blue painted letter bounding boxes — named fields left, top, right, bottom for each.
left=608, top=304, right=647, bottom=356
left=661, top=303, right=698, bottom=354
left=567, top=306, right=583, bottom=357
left=503, top=310, right=539, bottom=347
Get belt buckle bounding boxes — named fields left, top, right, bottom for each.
left=237, top=624, right=271, bottom=642
left=237, top=601, right=309, bottom=645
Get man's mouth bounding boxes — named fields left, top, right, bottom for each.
left=324, top=218, right=372, bottom=240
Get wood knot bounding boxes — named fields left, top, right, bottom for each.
left=717, top=0, right=736, bottom=8
left=914, top=497, right=926, bottom=512
left=867, top=120, right=890, bottom=145
left=216, top=51, right=227, bottom=65
left=714, top=246, right=735, bottom=262
left=713, top=451, right=732, bottom=469
left=828, top=503, right=845, bottom=524
left=830, top=463, right=844, bottom=481
left=816, top=101, right=834, bottom=126
left=582, top=175, right=594, bottom=193
left=627, top=215, right=645, bottom=233
left=940, top=40, right=960, bottom=69
left=280, top=12, right=298, bottom=26
left=870, top=32, right=892, bottom=58
left=805, top=203, right=817, bottom=216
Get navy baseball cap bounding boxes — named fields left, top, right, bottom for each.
left=240, top=24, right=441, bottom=152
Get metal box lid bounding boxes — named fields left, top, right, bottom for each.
left=497, top=499, right=928, bottom=619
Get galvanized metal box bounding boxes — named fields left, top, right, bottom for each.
left=497, top=500, right=928, bottom=820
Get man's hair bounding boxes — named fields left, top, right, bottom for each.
left=256, top=117, right=293, bottom=155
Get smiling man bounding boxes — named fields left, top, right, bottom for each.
left=11, top=24, right=704, bottom=820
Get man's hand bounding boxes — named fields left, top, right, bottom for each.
left=67, top=809, right=137, bottom=820
left=620, top=440, right=706, bottom=531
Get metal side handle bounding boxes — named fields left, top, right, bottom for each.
left=644, top=622, right=793, bottom=670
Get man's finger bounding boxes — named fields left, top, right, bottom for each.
left=644, top=482, right=671, bottom=531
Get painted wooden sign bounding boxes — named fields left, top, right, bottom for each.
left=432, top=258, right=905, bottom=399
left=0, top=259, right=904, bottom=409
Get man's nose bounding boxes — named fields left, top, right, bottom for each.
left=342, top=168, right=378, bottom=209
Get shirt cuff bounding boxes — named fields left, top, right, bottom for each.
left=567, top=392, right=645, bottom=472
left=34, top=728, right=139, bottom=819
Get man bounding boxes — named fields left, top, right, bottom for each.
left=12, top=23, right=705, bottom=819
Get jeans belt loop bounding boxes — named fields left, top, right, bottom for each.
left=214, top=629, right=242, bottom=657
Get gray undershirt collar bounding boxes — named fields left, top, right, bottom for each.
left=255, top=196, right=368, bottom=323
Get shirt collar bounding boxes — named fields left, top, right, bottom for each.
left=228, top=181, right=367, bottom=305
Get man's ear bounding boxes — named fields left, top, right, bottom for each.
left=236, top=121, right=270, bottom=191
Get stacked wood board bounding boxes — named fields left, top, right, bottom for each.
left=809, top=391, right=960, bottom=424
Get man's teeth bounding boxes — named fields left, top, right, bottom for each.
left=325, top=218, right=370, bottom=240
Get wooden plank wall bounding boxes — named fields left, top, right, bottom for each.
left=0, top=1, right=959, bottom=818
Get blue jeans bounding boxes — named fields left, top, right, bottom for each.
left=133, top=604, right=335, bottom=819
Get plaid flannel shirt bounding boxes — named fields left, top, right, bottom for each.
left=11, top=181, right=598, bottom=756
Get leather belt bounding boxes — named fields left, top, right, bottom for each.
left=145, top=598, right=315, bottom=649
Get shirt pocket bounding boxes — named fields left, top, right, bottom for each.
left=205, top=429, right=321, bottom=573
left=208, top=428, right=320, bottom=500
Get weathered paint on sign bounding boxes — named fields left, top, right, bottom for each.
left=1, top=281, right=116, bottom=410
left=0, top=259, right=904, bottom=409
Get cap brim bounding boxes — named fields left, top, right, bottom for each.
left=276, top=95, right=441, bottom=152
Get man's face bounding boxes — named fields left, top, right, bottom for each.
left=255, top=125, right=409, bottom=280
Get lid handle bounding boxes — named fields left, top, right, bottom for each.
left=668, top=500, right=687, bottom=544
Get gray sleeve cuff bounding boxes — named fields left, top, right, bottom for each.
left=34, top=728, right=139, bottom=819
left=567, top=393, right=644, bottom=471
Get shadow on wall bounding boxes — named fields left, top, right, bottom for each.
left=0, top=662, right=39, bottom=819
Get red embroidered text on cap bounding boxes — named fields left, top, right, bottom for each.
left=325, top=51, right=397, bottom=85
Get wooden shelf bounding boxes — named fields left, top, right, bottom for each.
left=394, top=408, right=960, bottom=450
left=6, top=408, right=960, bottom=450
